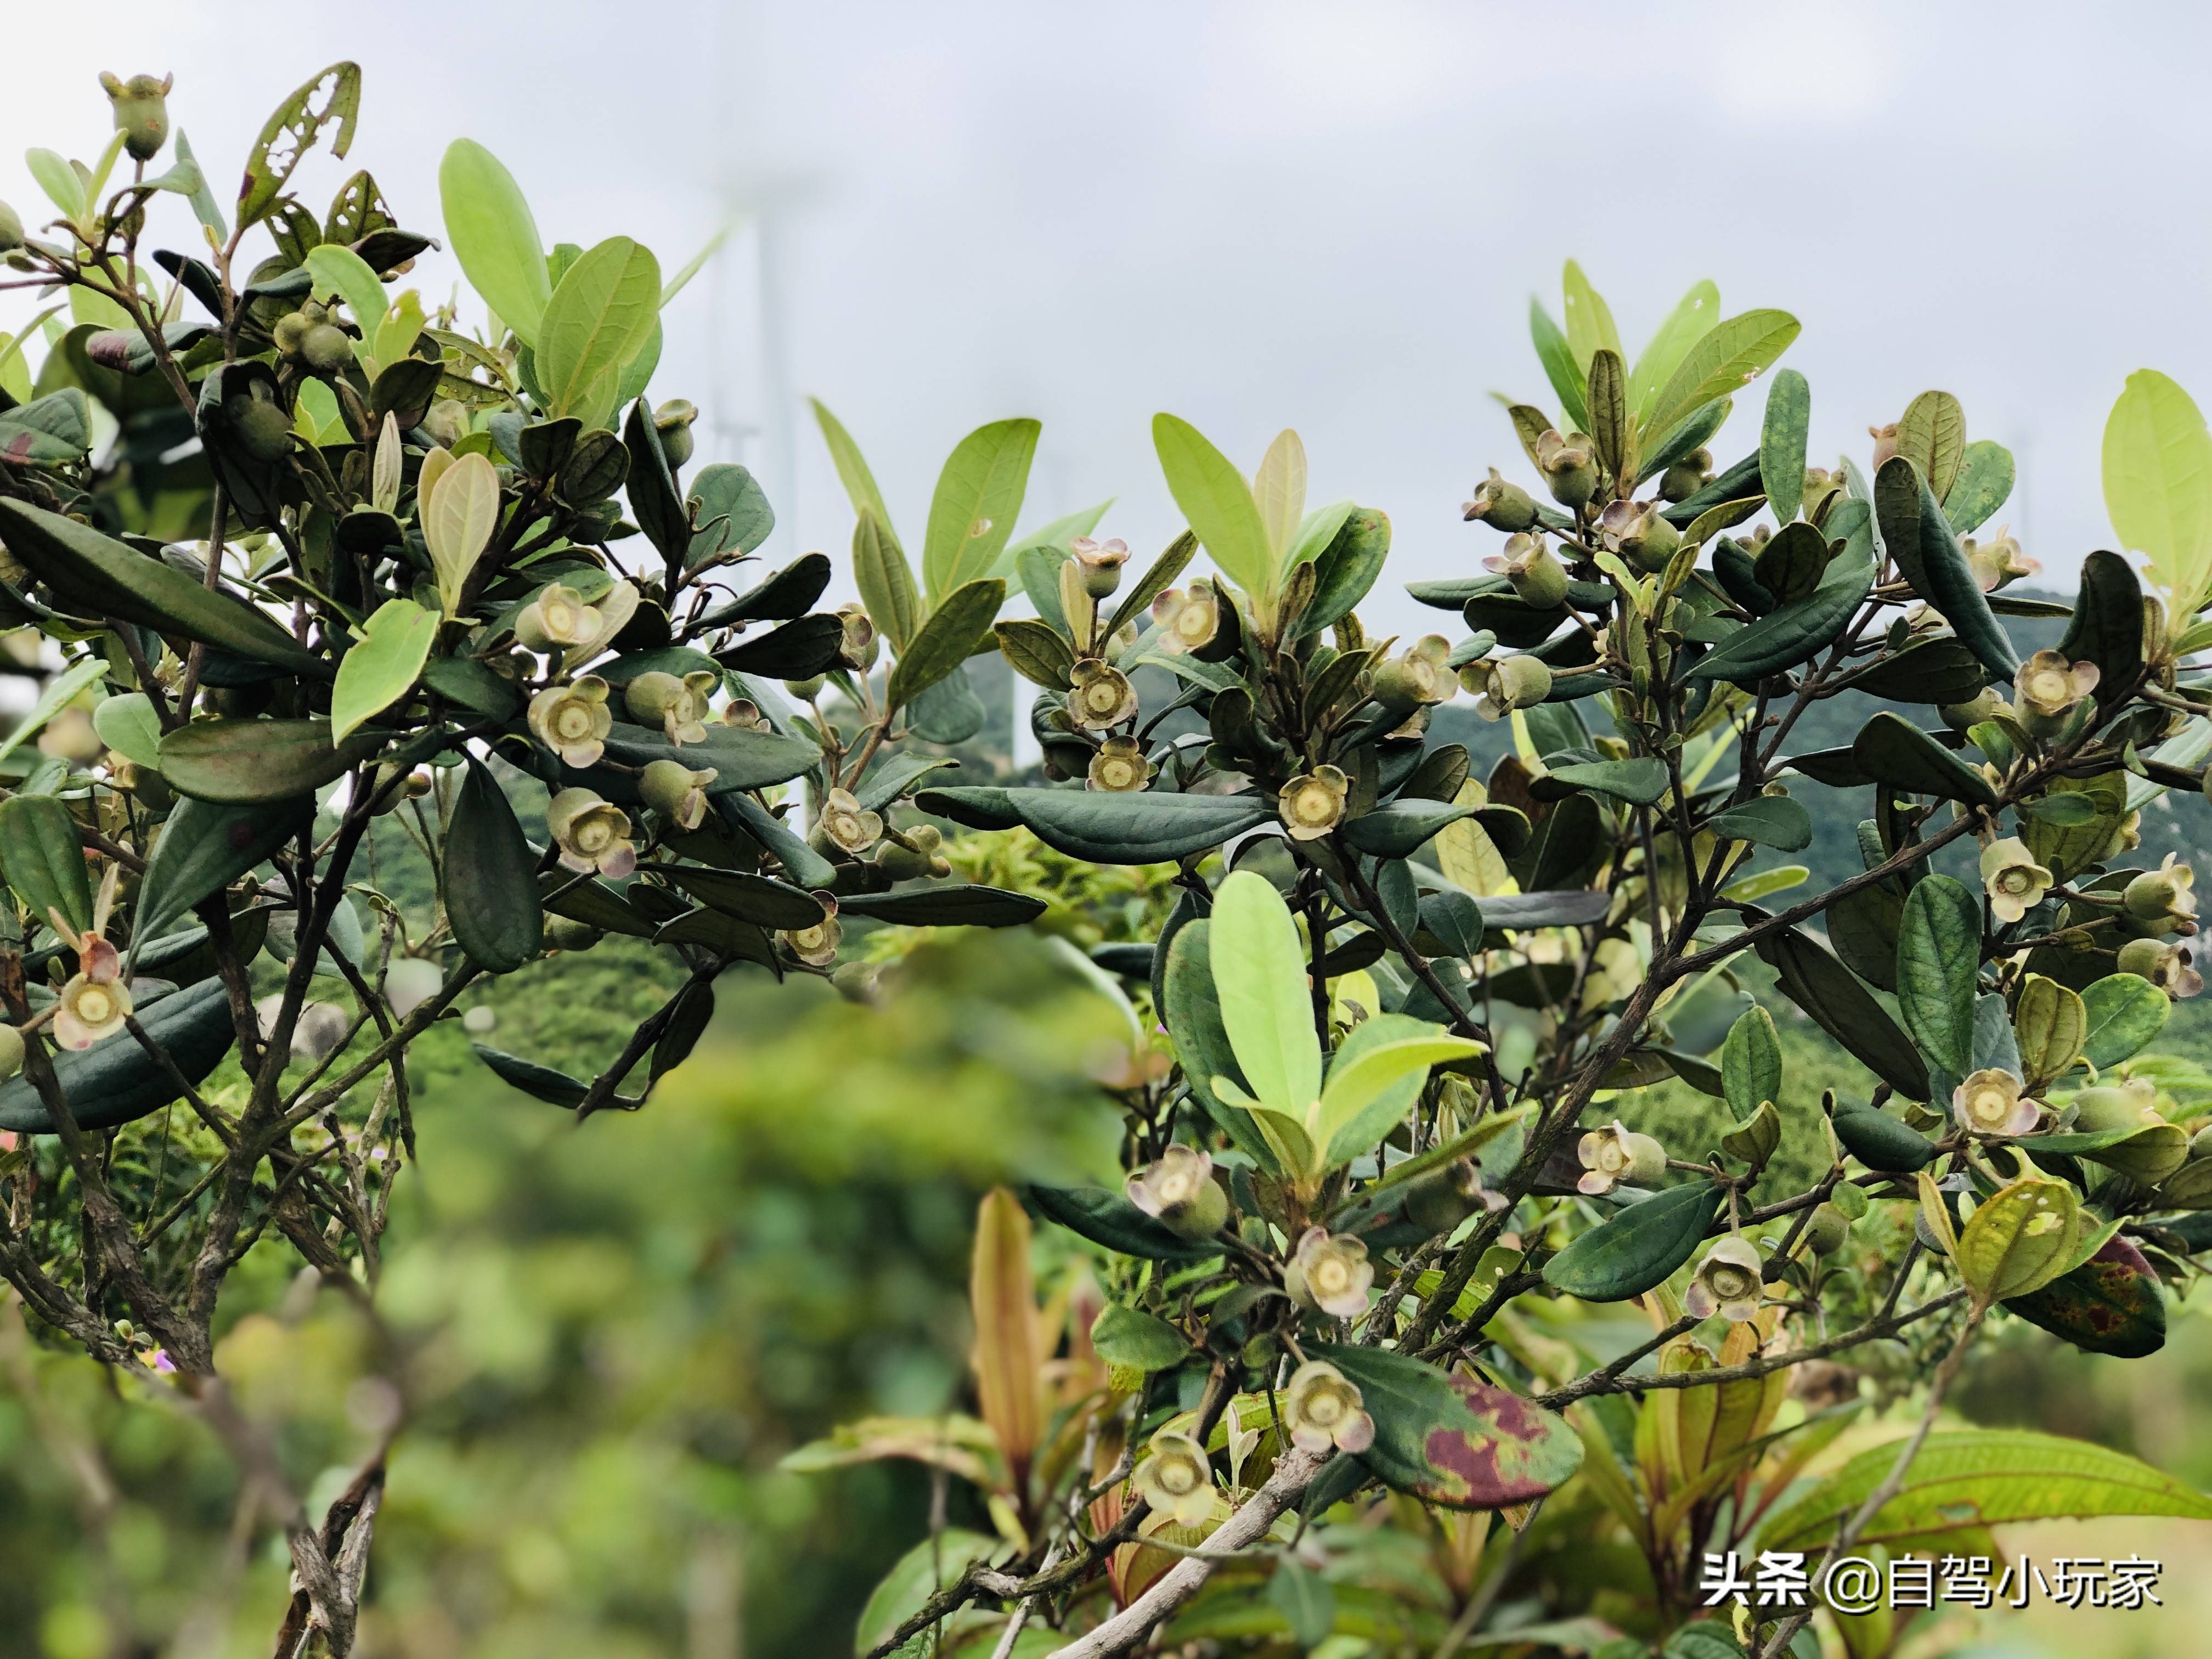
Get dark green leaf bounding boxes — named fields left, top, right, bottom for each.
left=1009, top=789, right=1273, bottom=865
left=995, top=617, right=1078, bottom=690
left=598, top=720, right=819, bottom=793
left=1831, top=1108, right=1935, bottom=1172
left=0, top=980, right=236, bottom=1134
left=160, top=719, right=381, bottom=804
left=914, top=786, right=1023, bottom=832
left=2080, top=973, right=2170, bottom=1069
left=1316, top=1342, right=1583, bottom=1509
left=834, top=885, right=1045, bottom=928
left=1721, top=1006, right=1781, bottom=1118
left=0, top=796, right=91, bottom=935
left=1874, top=456, right=2019, bottom=681
left=1028, top=1184, right=1218, bottom=1261
left=1943, top=440, right=2015, bottom=535
left=421, top=656, right=521, bottom=720
left=622, top=396, right=689, bottom=561
left=136, top=795, right=310, bottom=941
left=443, top=758, right=542, bottom=973
left=1844, top=639, right=1990, bottom=704
left=1707, top=795, right=1812, bottom=852
left=2057, top=550, right=2144, bottom=701
left=471, top=1043, right=589, bottom=1108
left=714, top=614, right=844, bottom=678
left=698, top=554, right=833, bottom=628
left=1542, top=1182, right=1722, bottom=1301
left=1757, top=928, right=1930, bottom=1099
left=653, top=867, right=825, bottom=929
left=1760, top=369, right=1810, bottom=523
left=1342, top=798, right=1476, bottom=858
left=888, top=578, right=1004, bottom=709
left=686, top=462, right=775, bottom=567
left=1585, top=348, right=1628, bottom=481
left=1300, top=509, right=1391, bottom=636
left=1687, top=554, right=1873, bottom=685
left=1851, top=712, right=1999, bottom=808
left=1533, top=757, right=1669, bottom=807
left=1897, top=874, right=1980, bottom=1078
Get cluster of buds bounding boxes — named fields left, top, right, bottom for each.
left=1125, top=1146, right=1230, bottom=1240
left=548, top=788, right=637, bottom=878
left=1964, top=526, right=2038, bottom=592
left=1283, top=1226, right=1373, bottom=1319
left=1278, top=765, right=1349, bottom=841
left=1952, top=1068, right=2043, bottom=1138
left=1979, top=837, right=2054, bottom=924
left=1575, top=1120, right=1666, bottom=1196
left=1484, top=532, right=1567, bottom=608
left=527, top=676, right=613, bottom=768
left=624, top=669, right=719, bottom=745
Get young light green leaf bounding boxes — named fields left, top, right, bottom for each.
left=0, top=656, right=108, bottom=768
left=811, top=398, right=896, bottom=538
left=439, top=138, right=550, bottom=348
left=425, top=451, right=500, bottom=616
left=1897, top=390, right=1968, bottom=500
left=1152, top=413, right=1273, bottom=597
left=372, top=413, right=402, bottom=514
left=26, top=149, right=86, bottom=221
left=1560, top=259, right=1621, bottom=375
left=1209, top=870, right=1322, bottom=1115
left=304, top=242, right=387, bottom=343
left=331, top=597, right=438, bottom=740
left=853, top=507, right=920, bottom=651
left=91, top=691, right=162, bottom=770
left=1720, top=1005, right=1781, bottom=1119
left=659, top=227, right=727, bottom=306
left=2103, top=368, right=2212, bottom=616
left=1628, top=278, right=1719, bottom=420
left=1251, top=428, right=1308, bottom=563
left=535, top=236, right=661, bottom=425
left=1643, top=310, right=1802, bottom=456
left=1528, top=298, right=1589, bottom=431
left=1314, top=1028, right=1483, bottom=1163
left=922, top=418, right=1039, bottom=601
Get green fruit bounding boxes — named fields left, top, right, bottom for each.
left=544, top=916, right=603, bottom=952
left=273, top=313, right=311, bottom=357
left=100, top=71, right=172, bottom=163
left=301, top=323, right=353, bottom=374
left=1161, top=1177, right=1229, bottom=1241
left=1831, top=1107, right=1935, bottom=1172
left=1802, top=1202, right=1850, bottom=1255
left=232, top=398, right=295, bottom=464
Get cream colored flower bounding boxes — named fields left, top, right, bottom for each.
left=1132, top=1431, right=1215, bottom=1527
left=1282, top=1360, right=1375, bottom=1455
left=1088, top=735, right=1152, bottom=793
left=2118, top=936, right=2204, bottom=999
left=1370, top=636, right=1455, bottom=714
left=1152, top=583, right=1223, bottom=657
left=1576, top=1120, right=1666, bottom=1196
left=547, top=788, right=637, bottom=878
left=1284, top=1226, right=1373, bottom=1320
left=1953, top=1068, right=2041, bottom=1138
left=1684, top=1236, right=1764, bottom=1322
left=1278, top=765, right=1350, bottom=840
left=640, top=759, right=718, bottom=831
left=1964, top=526, right=2039, bottom=592
left=1979, top=837, right=2053, bottom=924
left=54, top=938, right=131, bottom=1051
left=527, top=676, right=613, bottom=768
left=815, top=788, right=883, bottom=856
left=1126, top=1145, right=1228, bottom=1239
left=2013, top=650, right=2098, bottom=737
left=1067, top=658, right=1139, bottom=730
left=1071, top=535, right=1130, bottom=598
left=782, top=901, right=842, bottom=967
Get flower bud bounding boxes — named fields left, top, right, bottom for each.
left=1403, top=1158, right=1500, bottom=1236
left=1802, top=1203, right=1850, bottom=1256
left=1869, top=423, right=1899, bottom=467
left=830, top=960, right=881, bottom=1003
left=547, top=788, right=637, bottom=878
left=1657, top=448, right=1712, bottom=504
left=1283, top=1226, right=1373, bottom=1319
left=1462, top=468, right=1538, bottom=532
left=2124, top=855, right=2199, bottom=936
left=1598, top=498, right=1682, bottom=574
left=1938, top=686, right=2010, bottom=732
left=1469, top=653, right=1552, bottom=720
left=527, top=677, right=613, bottom=768
left=836, top=603, right=878, bottom=672
left=0, top=1023, right=22, bottom=1084
left=1483, top=531, right=1567, bottom=608
left=421, top=400, right=467, bottom=448
left=1964, top=525, right=2038, bottom=592
left=1071, top=535, right=1130, bottom=600
left=1277, top=764, right=1349, bottom=841
left=1685, top=1237, right=1764, bottom=1321
left=1576, top=1120, right=1666, bottom=1195
left=2117, top=936, right=2204, bottom=998
left=0, top=199, right=21, bottom=254
left=301, top=323, right=353, bottom=375
left=1087, top=734, right=1152, bottom=793
left=782, top=675, right=826, bottom=701
left=1126, top=1146, right=1229, bottom=1240
left=1369, top=635, right=1454, bottom=715
left=1978, top=837, right=2052, bottom=924
left=1066, top=658, right=1138, bottom=729
left=624, top=669, right=718, bottom=745
left=99, top=71, right=173, bottom=162
left=543, top=916, right=603, bottom=952
left=2071, top=1084, right=2157, bottom=1135
left=1535, top=430, right=1599, bottom=510
left=641, top=758, right=718, bottom=830
left=652, top=399, right=698, bottom=469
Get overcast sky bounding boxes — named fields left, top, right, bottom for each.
left=10, top=1, right=2212, bottom=637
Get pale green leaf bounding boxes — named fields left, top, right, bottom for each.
left=1209, top=870, right=1322, bottom=1115
left=535, top=236, right=661, bottom=425
left=2103, top=368, right=2212, bottom=614
left=1561, top=259, right=1621, bottom=375
left=1314, top=1025, right=1482, bottom=1164
left=0, top=657, right=108, bottom=768
left=304, top=243, right=388, bottom=347
left=331, top=597, right=438, bottom=741
left=1251, top=428, right=1307, bottom=563
left=659, top=227, right=727, bottom=306
left=425, top=452, right=500, bottom=616
left=439, top=139, right=551, bottom=348
left=1152, top=413, right=1273, bottom=596
left=1643, top=309, right=1802, bottom=456
left=811, top=398, right=896, bottom=538
left=25, top=149, right=84, bottom=221
left=994, top=499, right=1113, bottom=580
left=1628, top=279, right=1720, bottom=421
left=922, top=418, right=1040, bottom=602
left=1285, top=499, right=1356, bottom=572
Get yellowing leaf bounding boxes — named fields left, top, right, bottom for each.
left=969, top=1188, right=1041, bottom=1476
left=1957, top=1177, right=2080, bottom=1304
left=1209, top=870, right=1323, bottom=1116
left=425, top=451, right=499, bottom=616
left=2103, top=368, right=2212, bottom=616
left=1251, top=428, right=1308, bottom=563
left=1436, top=780, right=1510, bottom=896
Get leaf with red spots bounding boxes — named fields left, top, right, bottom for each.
left=1316, top=1344, right=1582, bottom=1510
left=2005, top=1234, right=2168, bottom=1358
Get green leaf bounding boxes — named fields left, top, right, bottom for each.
left=472, top=1043, right=589, bottom=1109
left=1721, top=1006, right=1781, bottom=1119
left=653, top=867, right=825, bottom=929
left=853, top=509, right=921, bottom=653
left=1585, top=348, right=1629, bottom=483
left=1560, top=259, right=1621, bottom=376
left=1957, top=1176, right=2080, bottom=1302
left=1528, top=298, right=1589, bottom=431
left=2006, top=1235, right=2166, bottom=1358
left=1759, top=369, right=1810, bottom=523
left=1543, top=1182, right=1722, bottom=1302
left=887, top=578, right=1003, bottom=709
left=854, top=1530, right=1003, bottom=1659
left=0, top=657, right=108, bottom=770
left=0, top=980, right=235, bottom=1136
left=1341, top=798, right=1477, bottom=858
left=686, top=463, right=775, bottom=567
left=1537, top=757, right=1671, bottom=807
left=811, top=398, right=897, bottom=539
left=1266, top=1561, right=1335, bottom=1650
left=1629, top=279, right=1720, bottom=422
left=1758, top=1429, right=2212, bottom=1554
left=1152, top=414, right=1274, bottom=597
left=439, top=138, right=550, bottom=348
left=0, top=501, right=326, bottom=679
left=832, top=887, right=1046, bottom=929
left=1316, top=1342, right=1583, bottom=1509
left=1210, top=870, right=1322, bottom=1116
left=1251, top=428, right=1308, bottom=566
left=238, top=63, right=360, bottom=228
left=1316, top=1014, right=1482, bottom=1168
left=0, top=795, right=91, bottom=935
left=1851, top=712, right=1999, bottom=809
left=1090, top=1304, right=1191, bottom=1372
left=2104, top=368, right=2212, bottom=613
left=535, top=238, right=661, bottom=425
left=443, top=758, right=541, bottom=973
left=995, top=618, right=1077, bottom=690
left=1029, top=1184, right=1218, bottom=1261
left=331, top=598, right=436, bottom=741
left=1686, top=551, right=1872, bottom=685
left=1643, top=310, right=1801, bottom=455
left=1943, top=440, right=2016, bottom=535
left=424, top=452, right=500, bottom=617
left=303, top=242, right=388, bottom=351
left=2013, top=974, right=2087, bottom=1086
left=1897, top=390, right=1968, bottom=500
left=1159, top=920, right=1273, bottom=1167
left=1005, top=789, right=1274, bottom=865
left=1873, top=458, right=2020, bottom=682
left=91, top=691, right=163, bottom=771
left=1831, top=1107, right=1935, bottom=1172
left=160, top=719, right=380, bottom=804
left=1896, top=874, right=1980, bottom=1079
left=2079, top=973, right=2170, bottom=1069
left=136, top=795, right=309, bottom=941
left=1707, top=795, right=1812, bottom=852
left=1757, top=928, right=1929, bottom=1100
left=1300, top=508, right=1389, bottom=636
left=596, top=721, right=819, bottom=794
left=25, top=149, right=85, bottom=222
